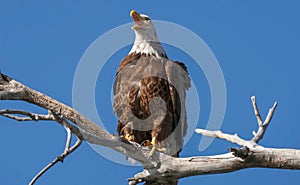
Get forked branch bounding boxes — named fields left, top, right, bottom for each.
left=29, top=121, right=82, bottom=185
left=0, top=108, right=83, bottom=184
left=251, top=96, right=278, bottom=143
left=195, top=96, right=278, bottom=148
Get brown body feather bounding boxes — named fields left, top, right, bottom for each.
left=113, top=52, right=190, bottom=157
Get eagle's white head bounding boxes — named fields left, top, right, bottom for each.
left=129, top=10, right=167, bottom=58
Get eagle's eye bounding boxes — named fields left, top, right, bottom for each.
left=143, top=17, right=151, bottom=21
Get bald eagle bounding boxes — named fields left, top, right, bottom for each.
left=113, top=10, right=190, bottom=161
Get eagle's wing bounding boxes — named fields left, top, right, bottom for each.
left=113, top=53, right=142, bottom=136
left=165, top=60, right=191, bottom=156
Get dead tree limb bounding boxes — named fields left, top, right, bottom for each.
left=29, top=118, right=82, bottom=185
left=1, top=72, right=300, bottom=185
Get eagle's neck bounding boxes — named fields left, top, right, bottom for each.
left=129, top=29, right=167, bottom=58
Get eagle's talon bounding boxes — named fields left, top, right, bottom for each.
left=149, top=144, right=157, bottom=157
left=116, top=136, right=131, bottom=144
left=117, top=134, right=134, bottom=144
left=125, top=134, right=133, bottom=142
left=157, top=147, right=166, bottom=153
left=147, top=136, right=167, bottom=157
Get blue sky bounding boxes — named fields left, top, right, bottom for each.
left=1, top=0, right=300, bottom=185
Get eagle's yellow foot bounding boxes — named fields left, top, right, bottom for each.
left=125, top=134, right=133, bottom=142
left=148, top=137, right=166, bottom=157
left=157, top=147, right=166, bottom=152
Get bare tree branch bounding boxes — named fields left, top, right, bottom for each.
left=29, top=121, right=82, bottom=185
left=0, top=73, right=157, bottom=184
left=128, top=147, right=300, bottom=184
left=0, top=73, right=150, bottom=163
left=0, top=108, right=84, bottom=184
left=195, top=129, right=258, bottom=148
left=251, top=96, right=278, bottom=143
left=251, top=96, right=264, bottom=126
left=1, top=72, right=300, bottom=185
left=195, top=96, right=278, bottom=148
left=0, top=109, right=53, bottom=121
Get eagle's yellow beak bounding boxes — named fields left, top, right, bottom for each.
left=130, top=10, right=144, bottom=22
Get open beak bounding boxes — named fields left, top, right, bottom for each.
left=130, top=10, right=144, bottom=22
left=130, top=10, right=144, bottom=29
